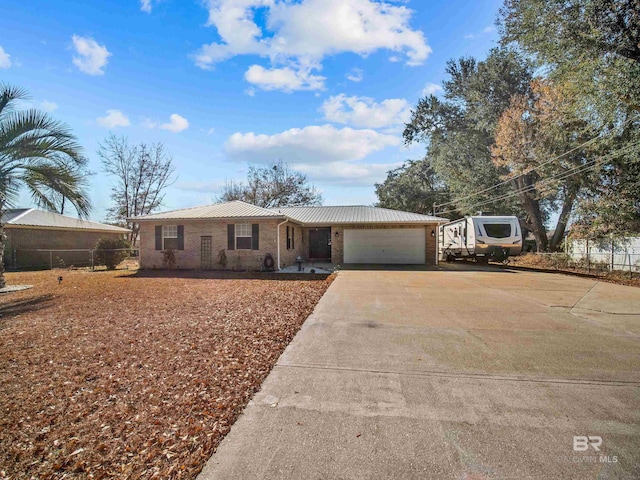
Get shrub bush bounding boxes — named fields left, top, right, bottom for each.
left=95, top=237, right=132, bottom=270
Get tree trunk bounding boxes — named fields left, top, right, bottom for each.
left=0, top=222, right=6, bottom=289
left=514, top=178, right=548, bottom=252
left=549, top=188, right=577, bottom=251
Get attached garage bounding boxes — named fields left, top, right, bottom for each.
left=343, top=228, right=426, bottom=264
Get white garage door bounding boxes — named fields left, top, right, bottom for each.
left=344, top=228, right=426, bottom=264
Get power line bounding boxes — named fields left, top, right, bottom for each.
left=435, top=140, right=640, bottom=216
left=434, top=114, right=640, bottom=209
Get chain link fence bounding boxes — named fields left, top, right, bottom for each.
left=526, top=237, right=640, bottom=278
left=5, top=248, right=139, bottom=271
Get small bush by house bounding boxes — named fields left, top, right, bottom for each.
left=95, top=237, right=132, bottom=270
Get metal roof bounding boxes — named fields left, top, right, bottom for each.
left=274, top=205, right=448, bottom=225
left=131, top=200, right=285, bottom=221
left=2, top=208, right=130, bottom=233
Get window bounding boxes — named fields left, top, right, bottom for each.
left=286, top=226, right=295, bottom=250
left=163, top=225, right=178, bottom=250
left=483, top=223, right=512, bottom=238
left=236, top=223, right=252, bottom=249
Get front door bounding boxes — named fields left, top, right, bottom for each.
left=309, top=228, right=331, bottom=260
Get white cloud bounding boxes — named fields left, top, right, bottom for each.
left=40, top=100, right=58, bottom=112
left=465, top=25, right=496, bottom=40
left=321, top=94, right=411, bottom=129
left=97, top=110, right=130, bottom=128
left=245, top=87, right=256, bottom=97
left=141, top=117, right=157, bottom=129
left=244, top=64, right=326, bottom=92
left=176, top=180, right=227, bottom=193
left=346, top=68, right=363, bottom=82
left=193, top=0, right=430, bottom=87
left=160, top=113, right=189, bottom=133
left=0, top=46, right=11, bottom=69
left=421, top=82, right=443, bottom=97
left=207, top=127, right=216, bottom=135
left=72, top=35, right=111, bottom=75
left=225, top=124, right=400, bottom=165
left=296, top=160, right=401, bottom=186
left=140, top=0, right=152, bottom=12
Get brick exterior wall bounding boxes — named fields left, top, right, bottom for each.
left=138, top=220, right=305, bottom=270
left=278, top=222, right=306, bottom=269
left=138, top=220, right=440, bottom=270
left=3, top=227, right=126, bottom=269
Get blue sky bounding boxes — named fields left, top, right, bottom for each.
left=1, top=0, right=502, bottom=221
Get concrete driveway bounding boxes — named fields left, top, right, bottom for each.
left=199, top=267, right=640, bottom=479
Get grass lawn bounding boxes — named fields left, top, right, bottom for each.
left=0, top=268, right=334, bottom=479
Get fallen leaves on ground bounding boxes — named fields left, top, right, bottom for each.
left=0, top=268, right=334, bottom=479
left=510, top=253, right=640, bottom=287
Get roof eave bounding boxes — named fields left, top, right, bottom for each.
left=129, top=215, right=288, bottom=222
left=293, top=219, right=448, bottom=227
left=4, top=224, right=130, bottom=233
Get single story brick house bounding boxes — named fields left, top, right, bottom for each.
left=132, top=201, right=448, bottom=270
left=2, top=208, right=130, bottom=270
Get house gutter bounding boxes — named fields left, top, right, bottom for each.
left=276, top=219, right=288, bottom=270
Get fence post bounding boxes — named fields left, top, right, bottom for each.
left=610, top=237, right=615, bottom=271
left=629, top=251, right=633, bottom=279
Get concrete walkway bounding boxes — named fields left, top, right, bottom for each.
left=199, top=267, right=640, bottom=479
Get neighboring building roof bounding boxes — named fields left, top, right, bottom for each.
left=275, top=205, right=448, bottom=225
left=2, top=208, right=130, bottom=233
left=131, top=200, right=285, bottom=221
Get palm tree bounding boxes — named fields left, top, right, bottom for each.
left=0, top=84, right=91, bottom=288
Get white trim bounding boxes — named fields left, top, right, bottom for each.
left=276, top=219, right=288, bottom=270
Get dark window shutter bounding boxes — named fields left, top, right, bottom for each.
left=155, top=226, right=162, bottom=250
left=227, top=224, right=235, bottom=250
left=177, top=225, right=184, bottom=250
left=292, top=227, right=295, bottom=249
left=252, top=224, right=259, bottom=250
left=286, top=226, right=290, bottom=249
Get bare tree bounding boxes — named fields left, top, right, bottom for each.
left=99, top=135, right=176, bottom=245
left=217, top=160, right=322, bottom=207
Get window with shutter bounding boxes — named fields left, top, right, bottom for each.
left=162, top=225, right=179, bottom=250
left=235, top=223, right=252, bottom=250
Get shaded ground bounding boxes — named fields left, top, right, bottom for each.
left=0, top=269, right=333, bottom=479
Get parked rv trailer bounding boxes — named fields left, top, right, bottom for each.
left=439, top=216, right=522, bottom=263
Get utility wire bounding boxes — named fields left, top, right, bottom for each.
left=434, top=114, right=640, bottom=209
left=435, top=140, right=640, bottom=217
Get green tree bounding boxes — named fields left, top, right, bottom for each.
left=492, top=79, right=597, bottom=251
left=0, top=85, right=91, bottom=288
left=403, top=48, right=533, bottom=217
left=499, top=0, right=640, bottom=65
left=375, top=160, right=456, bottom=217
left=218, top=160, right=322, bottom=208
left=499, top=0, right=640, bottom=238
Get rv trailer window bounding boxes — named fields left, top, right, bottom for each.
left=483, top=224, right=512, bottom=238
